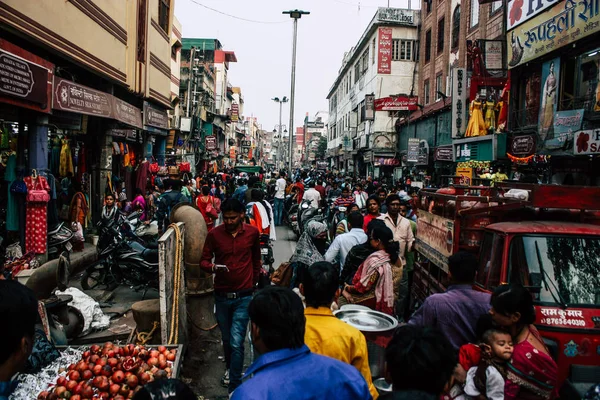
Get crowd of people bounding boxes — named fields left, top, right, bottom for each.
left=3, top=167, right=599, bottom=399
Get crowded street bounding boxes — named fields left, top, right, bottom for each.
left=2, top=0, right=600, bottom=399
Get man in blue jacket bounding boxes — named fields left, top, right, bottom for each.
left=232, top=286, right=372, bottom=400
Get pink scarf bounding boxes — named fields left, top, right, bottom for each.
left=353, top=250, right=394, bottom=313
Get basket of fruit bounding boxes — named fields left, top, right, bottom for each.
left=12, top=342, right=182, bottom=400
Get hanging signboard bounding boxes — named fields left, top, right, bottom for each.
left=574, top=129, right=600, bottom=155
left=205, top=135, right=217, bottom=150
left=241, top=140, right=251, bottom=148
left=407, top=138, right=420, bottom=162
left=0, top=48, right=49, bottom=105
left=509, top=134, right=536, bottom=156
left=114, top=97, right=143, bottom=129
left=365, top=94, right=375, bottom=120
left=377, top=28, right=393, bottom=74
left=434, top=145, right=454, bottom=161
left=143, top=101, right=168, bottom=130
left=451, top=68, right=467, bottom=138
left=377, top=8, right=417, bottom=25
left=456, top=166, right=473, bottom=185
left=506, top=0, right=561, bottom=31
left=374, top=96, right=418, bottom=111
left=230, top=103, right=239, bottom=122
left=507, top=0, right=600, bottom=69
left=483, top=41, right=503, bottom=70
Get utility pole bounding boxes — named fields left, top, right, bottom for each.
left=186, top=47, right=195, bottom=118
left=283, top=9, right=309, bottom=174
left=272, top=96, right=288, bottom=170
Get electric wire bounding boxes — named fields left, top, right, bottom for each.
left=186, top=0, right=289, bottom=24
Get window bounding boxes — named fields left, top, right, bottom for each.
left=476, top=233, right=504, bottom=289
left=436, top=74, right=443, bottom=100
left=425, top=30, right=432, bottom=62
left=424, top=80, right=430, bottom=105
left=425, top=0, right=432, bottom=13
left=137, top=0, right=147, bottom=62
left=158, top=0, right=170, bottom=33
left=372, top=38, right=376, bottom=64
left=470, top=0, right=479, bottom=27
left=490, top=0, right=502, bottom=15
left=355, top=63, right=361, bottom=83
left=392, top=40, right=414, bottom=61
left=451, top=6, right=460, bottom=50
left=362, top=51, right=369, bottom=73
left=437, top=18, right=445, bottom=54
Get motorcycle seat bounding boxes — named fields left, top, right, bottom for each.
left=129, top=241, right=159, bottom=263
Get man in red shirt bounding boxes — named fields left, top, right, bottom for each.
left=291, top=177, right=305, bottom=204
left=315, top=179, right=326, bottom=200
left=200, top=198, right=261, bottom=394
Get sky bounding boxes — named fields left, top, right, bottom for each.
left=174, top=0, right=417, bottom=133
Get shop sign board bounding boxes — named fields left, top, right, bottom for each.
left=0, top=49, right=48, bottom=105
left=365, top=94, right=375, bottom=120
left=374, top=96, right=418, bottom=111
left=377, top=8, right=417, bottom=25
left=573, top=129, right=600, bottom=155
left=507, top=0, right=600, bottom=69
left=107, top=128, right=138, bottom=142
left=374, top=157, right=400, bottom=166
left=414, top=210, right=455, bottom=272
left=484, top=41, right=503, bottom=70
left=407, top=138, right=419, bottom=162
left=205, top=135, right=217, bottom=150
left=509, top=134, right=536, bottom=156
left=143, top=101, right=168, bottom=130
left=377, top=28, right=393, bottom=74
left=435, top=145, right=454, bottom=161
left=456, top=166, right=473, bottom=185
left=506, top=0, right=561, bottom=31
left=53, top=77, right=143, bottom=128
left=230, top=103, right=239, bottom=122
left=553, top=109, right=584, bottom=135
left=54, top=77, right=112, bottom=117
left=451, top=68, right=466, bottom=138
left=241, top=140, right=251, bottom=148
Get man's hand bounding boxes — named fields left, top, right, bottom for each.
left=342, top=289, right=354, bottom=303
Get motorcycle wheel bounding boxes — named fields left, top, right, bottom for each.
left=81, top=266, right=118, bottom=291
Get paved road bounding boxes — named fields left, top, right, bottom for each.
left=183, top=224, right=297, bottom=399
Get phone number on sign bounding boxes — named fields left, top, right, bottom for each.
left=540, top=317, right=587, bottom=327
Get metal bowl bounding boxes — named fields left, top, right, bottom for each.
left=333, top=309, right=398, bottom=333
left=339, top=304, right=371, bottom=311
left=373, top=378, right=393, bottom=394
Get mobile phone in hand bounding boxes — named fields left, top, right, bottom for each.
left=214, top=264, right=229, bottom=272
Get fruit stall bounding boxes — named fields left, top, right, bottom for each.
left=12, top=342, right=182, bottom=400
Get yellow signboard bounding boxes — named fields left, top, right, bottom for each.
left=507, top=0, right=600, bottom=68
left=456, top=167, right=473, bottom=185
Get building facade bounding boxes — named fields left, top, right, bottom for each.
left=326, top=7, right=420, bottom=179
left=0, top=0, right=174, bottom=252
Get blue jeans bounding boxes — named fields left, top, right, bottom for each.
left=273, top=198, right=284, bottom=225
left=215, top=294, right=251, bottom=393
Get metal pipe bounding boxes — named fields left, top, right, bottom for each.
left=25, top=254, right=70, bottom=300
left=186, top=47, right=195, bottom=118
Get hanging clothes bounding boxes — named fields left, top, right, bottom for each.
left=46, top=173, right=59, bottom=228
left=24, top=175, right=51, bottom=254
left=59, top=139, right=74, bottom=177
left=50, top=137, right=61, bottom=176
left=465, top=100, right=486, bottom=137
left=5, top=154, right=19, bottom=231
left=484, top=100, right=497, bottom=131
left=77, top=143, right=87, bottom=182
left=135, top=161, right=149, bottom=192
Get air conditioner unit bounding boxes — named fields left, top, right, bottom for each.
left=171, top=115, right=181, bottom=129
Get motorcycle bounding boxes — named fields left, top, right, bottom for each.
left=258, top=233, right=275, bottom=288
left=47, top=222, right=74, bottom=260
left=80, top=213, right=159, bottom=293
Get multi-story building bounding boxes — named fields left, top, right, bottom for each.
left=0, top=0, right=174, bottom=225
left=326, top=7, right=420, bottom=178
left=303, top=112, right=328, bottom=165
left=407, top=0, right=507, bottom=184
left=180, top=38, right=236, bottom=171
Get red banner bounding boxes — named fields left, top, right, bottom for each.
left=377, top=28, right=392, bottom=74
left=374, top=96, right=418, bottom=111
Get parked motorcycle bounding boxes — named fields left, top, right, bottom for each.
left=47, top=222, right=74, bottom=260
left=80, top=213, right=159, bottom=293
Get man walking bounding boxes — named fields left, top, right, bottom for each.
left=303, top=181, right=322, bottom=209
left=379, top=194, right=414, bottom=266
left=232, top=286, right=371, bottom=399
left=273, top=172, right=287, bottom=225
left=325, top=212, right=367, bottom=268
left=155, top=179, right=189, bottom=234
left=302, top=262, right=378, bottom=399
left=200, top=199, right=261, bottom=394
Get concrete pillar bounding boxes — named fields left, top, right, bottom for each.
left=155, top=136, right=166, bottom=166
left=95, top=132, right=113, bottom=223
left=144, top=135, right=154, bottom=161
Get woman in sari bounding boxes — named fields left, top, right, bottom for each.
left=340, top=224, right=399, bottom=315
left=196, top=185, right=219, bottom=231
left=131, top=187, right=147, bottom=221
left=489, top=284, right=558, bottom=399
left=289, top=220, right=328, bottom=288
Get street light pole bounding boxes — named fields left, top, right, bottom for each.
left=283, top=9, right=309, bottom=174
left=272, top=96, right=288, bottom=170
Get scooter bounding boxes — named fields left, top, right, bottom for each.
left=80, top=213, right=159, bottom=293
left=47, top=222, right=74, bottom=260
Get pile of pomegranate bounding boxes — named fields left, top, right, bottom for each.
left=37, top=342, right=176, bottom=400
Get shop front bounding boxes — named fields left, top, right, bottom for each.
left=452, top=134, right=507, bottom=184
left=0, top=38, right=54, bottom=260
left=506, top=0, right=600, bottom=185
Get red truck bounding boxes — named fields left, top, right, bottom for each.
left=412, top=182, right=600, bottom=396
